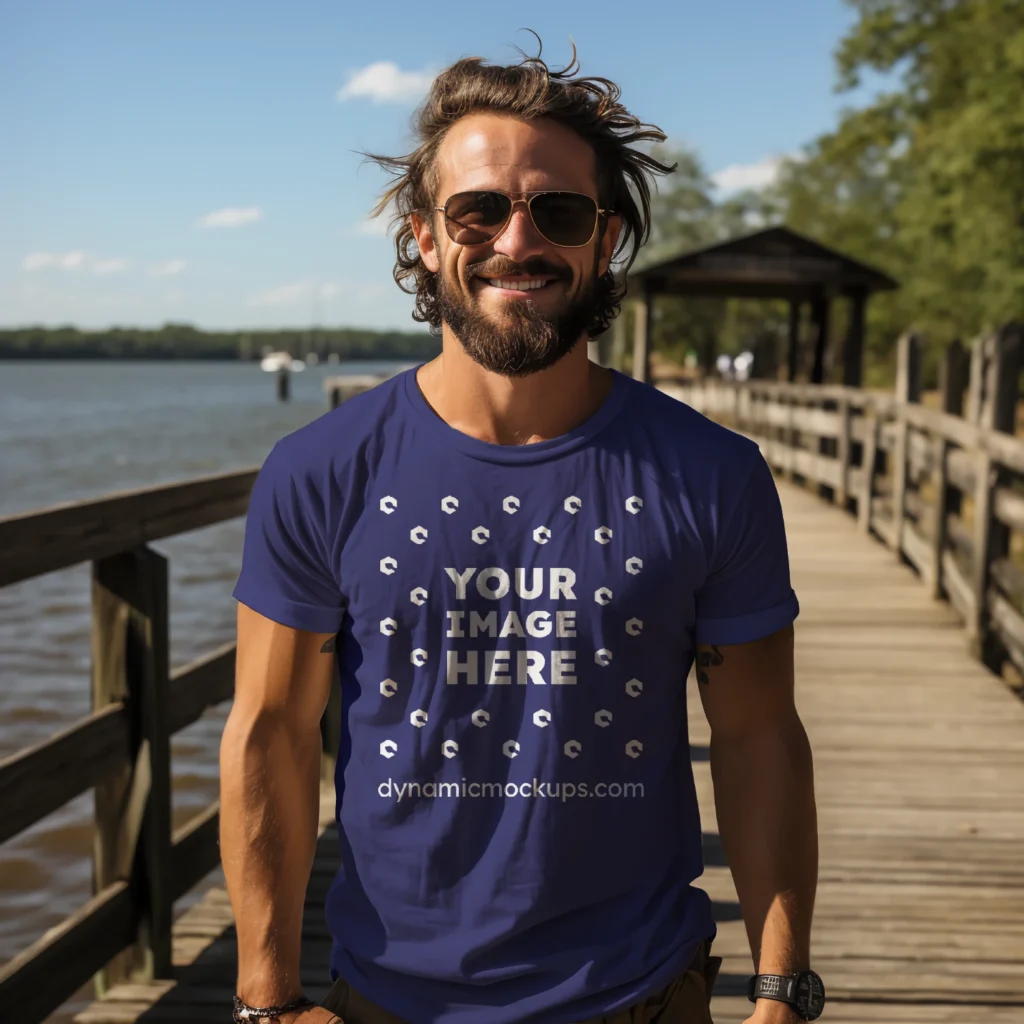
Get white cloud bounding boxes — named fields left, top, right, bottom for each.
left=198, top=206, right=263, bottom=229
left=93, top=257, right=131, bottom=274
left=336, top=61, right=434, bottom=104
left=711, top=155, right=791, bottom=194
left=23, top=253, right=54, bottom=271
left=23, top=251, right=86, bottom=271
left=247, top=280, right=315, bottom=307
left=149, top=259, right=187, bottom=277
left=319, top=283, right=340, bottom=299
left=351, top=217, right=391, bottom=237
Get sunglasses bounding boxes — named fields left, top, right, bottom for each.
left=434, top=190, right=613, bottom=248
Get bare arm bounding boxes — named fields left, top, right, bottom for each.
left=696, top=625, right=818, bottom=1019
left=219, top=602, right=337, bottom=1018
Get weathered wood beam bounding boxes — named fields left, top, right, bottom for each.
left=0, top=468, right=258, bottom=586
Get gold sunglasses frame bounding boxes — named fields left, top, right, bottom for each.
left=433, top=190, right=614, bottom=248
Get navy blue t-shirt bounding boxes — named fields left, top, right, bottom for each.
left=232, top=367, right=799, bottom=1024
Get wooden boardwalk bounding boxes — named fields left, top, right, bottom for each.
left=74, top=481, right=1024, bottom=1024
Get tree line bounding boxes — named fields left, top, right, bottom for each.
left=0, top=323, right=440, bottom=361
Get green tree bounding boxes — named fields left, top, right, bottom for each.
left=772, top=0, right=1024, bottom=381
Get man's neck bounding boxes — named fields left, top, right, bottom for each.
left=415, top=332, right=614, bottom=447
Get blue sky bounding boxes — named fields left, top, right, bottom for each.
left=1, top=0, right=872, bottom=332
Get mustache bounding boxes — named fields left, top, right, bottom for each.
left=467, top=257, right=570, bottom=281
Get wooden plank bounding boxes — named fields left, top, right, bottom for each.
left=946, top=446, right=976, bottom=494
left=987, top=588, right=1024, bottom=675
left=993, top=484, right=1024, bottom=532
left=92, top=548, right=174, bottom=991
left=792, top=446, right=841, bottom=488
left=170, top=801, right=220, bottom=903
left=697, top=480, right=1024, bottom=1017
left=945, top=513, right=974, bottom=562
left=941, top=550, right=976, bottom=624
left=984, top=427, right=1024, bottom=477
left=835, top=399, right=851, bottom=507
left=0, top=467, right=257, bottom=587
left=930, top=437, right=948, bottom=599
left=168, top=643, right=236, bottom=736
left=870, top=499, right=896, bottom=547
left=632, top=289, right=651, bottom=383
left=877, top=421, right=898, bottom=452
left=890, top=416, right=910, bottom=554
left=895, top=332, right=923, bottom=406
left=900, top=523, right=934, bottom=588
left=990, top=556, right=1024, bottom=607
left=0, top=881, right=136, bottom=1024
left=906, top=427, right=933, bottom=481
left=0, top=702, right=131, bottom=844
left=902, top=487, right=930, bottom=527
left=137, top=546, right=173, bottom=979
left=790, top=405, right=840, bottom=438
left=91, top=555, right=138, bottom=994
left=903, top=402, right=982, bottom=454
left=858, top=416, right=879, bottom=532
left=969, top=451, right=995, bottom=646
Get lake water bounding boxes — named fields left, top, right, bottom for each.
left=0, top=359, right=413, bottom=983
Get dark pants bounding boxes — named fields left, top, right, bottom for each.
left=322, top=942, right=722, bottom=1024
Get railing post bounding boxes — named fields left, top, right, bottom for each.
left=836, top=397, right=851, bottom=510
left=92, top=546, right=172, bottom=993
left=970, top=324, right=1022, bottom=664
left=786, top=396, right=797, bottom=482
left=890, top=332, right=922, bottom=554
left=632, top=291, right=652, bottom=384
left=931, top=340, right=969, bottom=599
left=859, top=411, right=879, bottom=533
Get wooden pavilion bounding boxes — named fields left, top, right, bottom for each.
left=620, top=225, right=898, bottom=386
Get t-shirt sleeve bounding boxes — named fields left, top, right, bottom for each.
left=232, top=442, right=345, bottom=634
left=694, top=451, right=799, bottom=646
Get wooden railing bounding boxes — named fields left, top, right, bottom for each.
left=0, top=469, right=341, bottom=1023
left=4, top=327, right=1023, bottom=1020
left=660, top=322, right=1024, bottom=679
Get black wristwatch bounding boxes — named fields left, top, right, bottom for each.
left=747, top=970, right=825, bottom=1021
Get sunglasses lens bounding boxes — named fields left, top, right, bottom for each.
left=530, top=192, right=598, bottom=246
left=444, top=191, right=512, bottom=244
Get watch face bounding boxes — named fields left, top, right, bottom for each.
left=795, top=971, right=826, bottom=1021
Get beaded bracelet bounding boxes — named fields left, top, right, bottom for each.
left=232, top=994, right=318, bottom=1021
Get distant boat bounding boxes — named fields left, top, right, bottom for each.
left=259, top=351, right=306, bottom=373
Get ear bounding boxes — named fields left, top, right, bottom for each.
left=410, top=210, right=441, bottom=273
left=597, top=213, right=623, bottom=278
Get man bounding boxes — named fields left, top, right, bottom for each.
left=223, top=40, right=821, bottom=1024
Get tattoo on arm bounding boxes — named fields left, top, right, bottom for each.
left=320, top=636, right=336, bottom=653
left=696, top=645, right=724, bottom=685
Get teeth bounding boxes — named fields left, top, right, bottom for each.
left=487, top=278, right=549, bottom=291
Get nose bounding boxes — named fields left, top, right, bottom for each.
left=490, top=201, right=547, bottom=263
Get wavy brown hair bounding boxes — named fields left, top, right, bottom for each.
left=364, top=34, right=676, bottom=337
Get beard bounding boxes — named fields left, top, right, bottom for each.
left=436, top=255, right=602, bottom=378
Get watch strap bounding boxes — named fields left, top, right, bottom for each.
left=747, top=973, right=798, bottom=1005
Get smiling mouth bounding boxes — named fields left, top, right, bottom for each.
left=480, top=277, right=561, bottom=292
